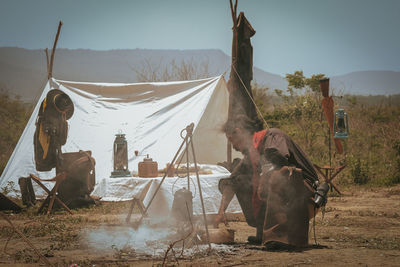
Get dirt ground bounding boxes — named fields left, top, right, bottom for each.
left=1, top=184, right=400, bottom=266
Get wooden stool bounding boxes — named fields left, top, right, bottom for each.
left=30, top=173, right=73, bottom=215
left=313, top=164, right=346, bottom=195
left=126, top=180, right=153, bottom=223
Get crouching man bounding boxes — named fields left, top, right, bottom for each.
left=215, top=115, right=322, bottom=249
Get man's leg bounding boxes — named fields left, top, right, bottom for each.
left=262, top=167, right=312, bottom=248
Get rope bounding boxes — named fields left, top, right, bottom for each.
left=231, top=64, right=269, bottom=128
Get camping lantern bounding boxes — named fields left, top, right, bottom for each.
left=334, top=108, right=349, bottom=139
left=111, top=133, right=131, bottom=177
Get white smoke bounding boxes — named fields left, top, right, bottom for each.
left=83, top=224, right=171, bottom=255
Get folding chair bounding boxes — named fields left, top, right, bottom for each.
left=126, top=180, right=153, bottom=223
left=313, top=164, right=346, bottom=195
left=30, top=173, right=73, bottom=215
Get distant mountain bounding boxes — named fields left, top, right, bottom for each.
left=0, top=47, right=398, bottom=102
left=331, top=71, right=400, bottom=96
left=0, top=47, right=286, bottom=102
left=0, top=48, right=48, bottom=101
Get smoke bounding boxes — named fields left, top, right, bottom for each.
left=81, top=214, right=235, bottom=259
left=82, top=211, right=198, bottom=257
left=83, top=224, right=171, bottom=256
left=81, top=180, right=232, bottom=258
left=83, top=223, right=237, bottom=261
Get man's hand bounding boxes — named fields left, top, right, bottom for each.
left=214, top=184, right=234, bottom=228
left=214, top=211, right=229, bottom=228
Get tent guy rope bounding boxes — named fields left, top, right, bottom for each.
left=231, top=64, right=269, bottom=128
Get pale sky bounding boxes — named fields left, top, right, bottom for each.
left=1, top=0, right=399, bottom=77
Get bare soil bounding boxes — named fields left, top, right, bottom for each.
left=1, top=185, right=400, bottom=266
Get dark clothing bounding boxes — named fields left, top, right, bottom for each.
left=261, top=128, right=318, bottom=185
left=219, top=128, right=318, bottom=247
left=261, top=166, right=314, bottom=247
left=219, top=171, right=265, bottom=228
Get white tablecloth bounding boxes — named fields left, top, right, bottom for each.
left=91, top=164, right=241, bottom=215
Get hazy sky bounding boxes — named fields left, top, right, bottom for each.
left=1, top=0, right=399, bottom=76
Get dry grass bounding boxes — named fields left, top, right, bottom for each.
left=1, top=184, right=400, bottom=266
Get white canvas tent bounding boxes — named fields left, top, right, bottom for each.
left=0, top=75, right=242, bottom=214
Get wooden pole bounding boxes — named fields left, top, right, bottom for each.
left=45, top=48, right=50, bottom=76
left=48, top=21, right=63, bottom=80
left=227, top=0, right=238, bottom=166
left=229, top=0, right=238, bottom=26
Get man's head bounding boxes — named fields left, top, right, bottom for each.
left=223, top=115, right=263, bottom=154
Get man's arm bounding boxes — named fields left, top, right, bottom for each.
left=214, top=157, right=249, bottom=228
left=214, top=185, right=234, bottom=228
left=264, top=133, right=290, bottom=167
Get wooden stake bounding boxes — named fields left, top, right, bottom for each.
left=48, top=21, right=63, bottom=80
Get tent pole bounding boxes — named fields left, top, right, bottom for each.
left=48, top=21, right=63, bottom=80
left=45, top=48, right=50, bottom=76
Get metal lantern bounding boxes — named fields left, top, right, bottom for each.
left=111, top=133, right=131, bottom=177
left=334, top=109, right=349, bottom=139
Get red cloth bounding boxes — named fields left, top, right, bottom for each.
left=250, top=129, right=267, bottom=219
left=322, top=97, right=343, bottom=154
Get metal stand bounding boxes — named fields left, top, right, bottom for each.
left=130, top=123, right=211, bottom=250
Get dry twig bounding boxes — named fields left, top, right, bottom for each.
left=161, top=226, right=194, bottom=266
left=3, top=231, right=14, bottom=255
left=0, top=212, right=53, bottom=266
left=162, top=203, right=196, bottom=266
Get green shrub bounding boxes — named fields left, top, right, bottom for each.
left=350, top=158, right=369, bottom=185
left=0, top=91, right=31, bottom=176
left=254, top=71, right=400, bottom=186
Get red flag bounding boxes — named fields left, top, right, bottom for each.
left=322, top=97, right=343, bottom=154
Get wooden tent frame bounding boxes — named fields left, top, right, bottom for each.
left=46, top=21, right=63, bottom=79
left=226, top=0, right=259, bottom=169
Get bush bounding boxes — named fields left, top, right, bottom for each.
left=256, top=71, right=400, bottom=186
left=0, top=91, right=31, bottom=176
left=350, top=158, right=369, bottom=185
